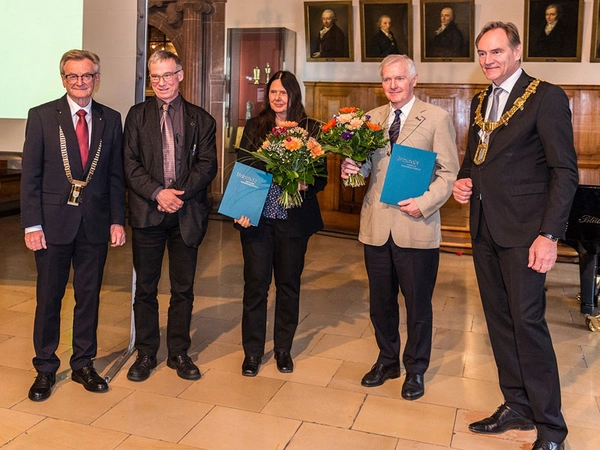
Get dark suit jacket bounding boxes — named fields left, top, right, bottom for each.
left=458, top=70, right=579, bottom=247
left=236, top=117, right=326, bottom=237
left=531, top=20, right=576, bottom=58
left=21, top=95, right=126, bottom=244
left=431, top=21, right=466, bottom=57
left=313, top=23, right=347, bottom=58
left=369, top=30, right=402, bottom=57
left=123, top=95, right=217, bottom=247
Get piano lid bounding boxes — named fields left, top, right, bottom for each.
left=565, top=185, right=600, bottom=255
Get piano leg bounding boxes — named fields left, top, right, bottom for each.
left=579, top=253, right=600, bottom=331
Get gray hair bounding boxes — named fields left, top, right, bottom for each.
left=59, top=49, right=100, bottom=75
left=147, top=50, right=182, bottom=71
left=475, top=21, right=521, bottom=50
left=379, top=54, right=417, bottom=79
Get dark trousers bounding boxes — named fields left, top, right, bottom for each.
left=132, top=213, right=198, bottom=357
left=364, top=236, right=438, bottom=374
left=473, top=212, right=567, bottom=442
left=33, top=224, right=108, bottom=373
left=240, top=218, right=310, bottom=357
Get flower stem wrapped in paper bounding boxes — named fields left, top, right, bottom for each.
left=246, top=121, right=327, bottom=208
left=319, top=107, right=388, bottom=187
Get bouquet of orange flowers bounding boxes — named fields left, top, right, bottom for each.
left=319, top=107, right=388, bottom=187
left=247, top=121, right=327, bottom=208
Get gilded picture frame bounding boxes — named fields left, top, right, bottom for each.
left=524, top=0, right=583, bottom=62
left=591, top=0, right=600, bottom=62
left=305, top=1, right=354, bottom=62
left=420, top=0, right=474, bottom=62
left=360, top=0, right=412, bottom=62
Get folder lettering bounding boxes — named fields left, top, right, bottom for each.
left=380, top=144, right=437, bottom=205
left=218, top=161, right=272, bottom=226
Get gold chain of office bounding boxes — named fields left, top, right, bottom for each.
left=472, top=79, right=541, bottom=165
left=474, top=79, right=541, bottom=132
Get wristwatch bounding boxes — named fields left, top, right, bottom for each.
left=539, top=232, right=559, bottom=243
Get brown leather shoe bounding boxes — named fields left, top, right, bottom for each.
left=28, top=372, right=56, bottom=401
left=361, top=363, right=401, bottom=387
left=71, top=365, right=108, bottom=393
left=469, top=404, right=534, bottom=434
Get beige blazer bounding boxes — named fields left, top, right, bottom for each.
left=358, top=99, right=459, bottom=248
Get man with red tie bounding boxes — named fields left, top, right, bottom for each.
left=21, top=49, right=126, bottom=401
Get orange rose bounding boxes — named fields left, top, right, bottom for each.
left=321, top=118, right=336, bottom=132
left=339, top=106, right=358, bottom=114
left=366, top=121, right=383, bottom=131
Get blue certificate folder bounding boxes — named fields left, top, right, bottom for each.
left=380, top=144, right=437, bottom=205
left=218, top=162, right=273, bottom=226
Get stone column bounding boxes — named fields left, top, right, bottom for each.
left=175, top=0, right=215, bottom=107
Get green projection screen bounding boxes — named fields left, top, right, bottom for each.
left=1, top=0, right=83, bottom=119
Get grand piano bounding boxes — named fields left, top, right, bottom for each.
left=564, top=185, right=600, bottom=331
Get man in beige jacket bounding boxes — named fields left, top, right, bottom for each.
left=342, top=54, right=458, bottom=400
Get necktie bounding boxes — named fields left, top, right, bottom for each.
left=160, top=103, right=176, bottom=187
left=489, top=87, right=503, bottom=122
left=75, top=109, right=89, bottom=168
left=389, top=109, right=402, bottom=145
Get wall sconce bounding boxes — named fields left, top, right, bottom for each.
left=253, top=66, right=260, bottom=85
left=264, top=63, right=271, bottom=83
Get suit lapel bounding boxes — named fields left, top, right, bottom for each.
left=398, top=99, right=426, bottom=146
left=88, top=101, right=106, bottom=172
left=488, top=71, right=531, bottom=146
left=56, top=95, right=85, bottom=180
left=182, top=100, right=197, bottom=174
left=145, top=98, right=165, bottom=175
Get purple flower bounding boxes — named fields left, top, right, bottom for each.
left=342, top=132, right=354, bottom=140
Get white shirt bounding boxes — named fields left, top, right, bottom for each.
left=485, top=67, right=523, bottom=121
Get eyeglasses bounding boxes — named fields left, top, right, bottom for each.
left=63, top=73, right=96, bottom=84
left=149, top=70, right=181, bottom=84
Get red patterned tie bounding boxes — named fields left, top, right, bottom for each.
left=75, top=109, right=89, bottom=168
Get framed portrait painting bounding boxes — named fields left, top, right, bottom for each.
left=305, top=1, right=354, bottom=62
left=591, top=0, right=600, bottom=62
left=360, top=0, right=412, bottom=62
left=420, top=0, right=474, bottom=62
left=524, top=0, right=583, bottom=62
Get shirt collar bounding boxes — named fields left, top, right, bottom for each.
left=494, top=68, right=522, bottom=95
left=157, top=93, right=182, bottom=111
left=389, top=95, right=416, bottom=121
left=66, top=95, right=92, bottom=117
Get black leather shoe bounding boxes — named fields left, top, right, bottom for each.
left=167, top=354, right=201, bottom=380
left=71, top=365, right=108, bottom=393
left=28, top=372, right=56, bottom=401
left=127, top=355, right=157, bottom=382
left=274, top=351, right=294, bottom=373
left=469, top=404, right=535, bottom=434
left=361, top=363, right=401, bottom=387
left=241, top=356, right=261, bottom=377
left=401, top=372, right=424, bottom=400
left=532, top=439, right=564, bottom=450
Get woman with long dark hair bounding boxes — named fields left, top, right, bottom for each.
left=234, top=71, right=327, bottom=376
